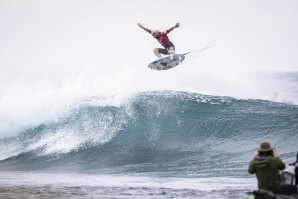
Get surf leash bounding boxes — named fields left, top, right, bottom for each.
left=183, top=41, right=215, bottom=57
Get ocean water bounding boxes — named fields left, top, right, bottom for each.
left=0, top=75, right=298, bottom=198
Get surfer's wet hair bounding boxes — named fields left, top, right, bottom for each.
left=151, top=30, right=160, bottom=35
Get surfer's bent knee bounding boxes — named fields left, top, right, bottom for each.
left=153, top=48, right=162, bottom=58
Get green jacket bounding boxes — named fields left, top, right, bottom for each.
left=248, top=156, right=285, bottom=190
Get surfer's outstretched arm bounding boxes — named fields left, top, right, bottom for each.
left=166, top=22, right=180, bottom=33
left=138, top=23, right=151, bottom=34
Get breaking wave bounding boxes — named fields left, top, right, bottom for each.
left=0, top=91, right=297, bottom=177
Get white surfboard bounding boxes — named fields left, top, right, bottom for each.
left=148, top=54, right=186, bottom=70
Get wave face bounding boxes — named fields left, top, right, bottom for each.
left=0, top=91, right=297, bottom=177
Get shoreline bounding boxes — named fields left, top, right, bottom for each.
left=0, top=171, right=256, bottom=199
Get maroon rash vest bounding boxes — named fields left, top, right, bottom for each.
left=155, top=32, right=172, bottom=49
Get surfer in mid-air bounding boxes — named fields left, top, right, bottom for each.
left=138, top=22, right=180, bottom=58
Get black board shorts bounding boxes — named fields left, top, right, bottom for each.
left=158, top=43, right=175, bottom=55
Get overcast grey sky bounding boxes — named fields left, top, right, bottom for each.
left=1, top=0, right=298, bottom=93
